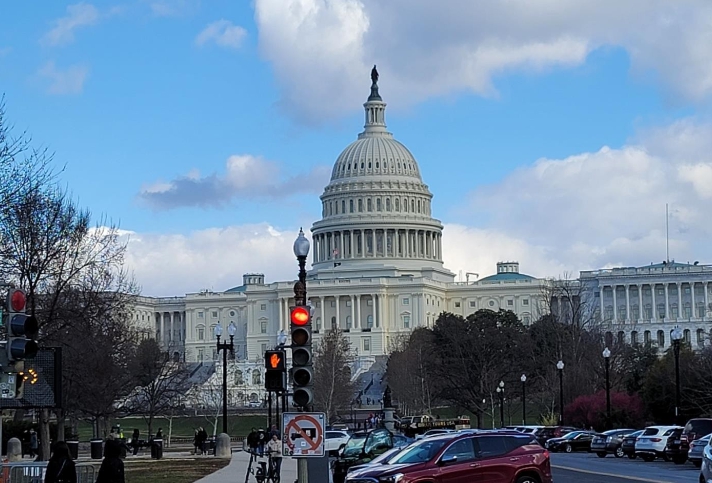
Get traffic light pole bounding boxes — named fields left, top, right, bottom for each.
left=293, top=230, right=309, bottom=483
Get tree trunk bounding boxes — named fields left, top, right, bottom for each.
left=56, top=409, right=65, bottom=442
left=167, top=416, right=173, bottom=448
left=39, top=409, right=51, bottom=461
left=148, top=414, right=153, bottom=438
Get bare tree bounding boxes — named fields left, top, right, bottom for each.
left=124, top=338, right=191, bottom=436
left=188, top=375, right=224, bottom=437
left=386, top=329, right=437, bottom=415
left=313, top=328, right=355, bottom=423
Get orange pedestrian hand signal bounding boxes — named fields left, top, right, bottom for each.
left=270, top=353, right=281, bottom=369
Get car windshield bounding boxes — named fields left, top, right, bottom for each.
left=389, top=438, right=450, bottom=464
left=342, top=435, right=368, bottom=457
left=686, top=420, right=712, bottom=435
left=563, top=431, right=583, bottom=440
left=642, top=428, right=659, bottom=436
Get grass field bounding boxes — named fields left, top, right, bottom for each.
left=77, top=415, right=270, bottom=441
left=124, top=458, right=229, bottom=483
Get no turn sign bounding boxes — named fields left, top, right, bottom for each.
left=282, top=412, right=326, bottom=457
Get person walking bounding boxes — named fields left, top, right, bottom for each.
left=131, top=429, right=140, bottom=456
left=96, top=436, right=125, bottom=483
left=267, top=434, right=282, bottom=480
left=193, top=429, right=200, bottom=455
left=44, top=441, right=77, bottom=483
left=155, top=428, right=163, bottom=439
left=30, top=430, right=38, bottom=458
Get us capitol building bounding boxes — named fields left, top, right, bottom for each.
left=130, top=71, right=712, bottom=403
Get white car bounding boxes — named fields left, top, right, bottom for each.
left=415, top=429, right=454, bottom=440
left=325, top=430, right=351, bottom=455
left=635, top=425, right=682, bottom=461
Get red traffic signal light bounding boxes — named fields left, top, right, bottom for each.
left=9, top=289, right=26, bottom=312
left=290, top=306, right=310, bottom=326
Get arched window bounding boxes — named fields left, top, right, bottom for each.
left=617, top=331, right=625, bottom=345
left=250, top=392, right=259, bottom=402
left=260, top=320, right=267, bottom=333
left=329, top=202, right=333, bottom=216
left=698, top=302, right=706, bottom=318
left=367, top=199, right=372, bottom=211
left=346, top=316, right=352, bottom=329
left=411, top=199, right=415, bottom=212
left=644, top=330, right=651, bottom=344
left=234, top=370, right=244, bottom=385
left=358, top=199, right=363, bottom=212
left=604, top=331, right=613, bottom=347
left=657, top=330, right=665, bottom=347
left=684, top=329, right=691, bottom=343
left=631, top=331, right=638, bottom=345
left=331, top=316, right=337, bottom=330
left=395, top=198, right=400, bottom=211
left=366, top=315, right=374, bottom=328
left=376, top=198, right=381, bottom=211
left=386, top=198, right=391, bottom=211
left=350, top=199, right=354, bottom=213
left=697, top=329, right=705, bottom=346
left=196, top=325, right=205, bottom=341
left=341, top=200, right=346, bottom=213
left=684, top=303, right=691, bottom=318
left=417, top=199, right=421, bottom=213
left=252, top=369, right=261, bottom=385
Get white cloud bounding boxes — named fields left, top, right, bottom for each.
left=195, top=20, right=247, bottom=50
left=137, top=154, right=330, bottom=209
left=254, top=0, right=712, bottom=122
left=122, top=223, right=302, bottom=296
left=41, top=3, right=99, bottom=46
left=456, top=119, right=712, bottom=277
left=148, top=0, right=199, bottom=17
left=38, top=61, right=89, bottom=95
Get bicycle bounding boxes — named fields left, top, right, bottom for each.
left=244, top=449, right=281, bottom=483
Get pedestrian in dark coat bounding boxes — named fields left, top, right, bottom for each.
left=96, top=438, right=125, bottom=483
left=44, top=441, right=77, bottom=483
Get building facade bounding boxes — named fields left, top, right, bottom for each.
left=131, top=74, right=712, bottom=374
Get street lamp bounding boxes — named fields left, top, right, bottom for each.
left=496, top=381, right=505, bottom=428
left=556, top=361, right=564, bottom=425
left=671, top=326, right=683, bottom=424
left=603, top=347, right=611, bottom=427
left=215, top=322, right=237, bottom=435
left=276, top=330, right=288, bottom=347
left=520, top=374, right=527, bottom=426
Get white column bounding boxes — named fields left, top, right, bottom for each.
left=356, top=295, right=361, bottom=328
left=371, top=230, right=376, bottom=257
left=677, top=282, right=682, bottom=319
left=350, top=231, right=354, bottom=259
left=340, top=231, right=344, bottom=258
left=351, top=295, right=356, bottom=330
left=664, top=283, right=670, bottom=319
left=378, top=293, right=384, bottom=328
left=395, top=230, right=400, bottom=258
left=612, top=286, right=618, bottom=322
left=705, top=282, right=710, bottom=318
left=335, top=296, right=340, bottom=329
left=625, top=285, right=630, bottom=322
left=599, top=285, right=605, bottom=321
left=637, top=284, right=643, bottom=323
left=692, top=282, right=696, bottom=318
left=320, top=296, right=325, bottom=330
left=651, top=284, right=657, bottom=321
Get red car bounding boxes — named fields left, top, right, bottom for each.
left=345, top=431, right=551, bottom=483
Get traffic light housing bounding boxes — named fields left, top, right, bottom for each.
left=289, top=305, right=313, bottom=409
left=264, top=350, right=286, bottom=392
left=5, top=289, right=39, bottom=362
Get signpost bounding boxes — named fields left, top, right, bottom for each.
left=282, top=412, right=325, bottom=457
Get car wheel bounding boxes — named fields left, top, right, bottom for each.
left=673, top=456, right=687, bottom=465
left=694, top=461, right=702, bottom=468
left=615, top=447, right=625, bottom=458
left=596, top=452, right=607, bottom=458
left=515, top=477, right=540, bottom=483
left=564, top=444, right=572, bottom=453
left=642, top=455, right=655, bottom=462
left=662, top=453, right=669, bottom=462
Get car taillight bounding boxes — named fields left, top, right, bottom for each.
left=651, top=438, right=662, bottom=442
left=681, top=435, right=689, bottom=442
left=544, top=450, right=550, bottom=458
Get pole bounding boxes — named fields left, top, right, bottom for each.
left=522, top=382, right=526, bottom=426
left=605, top=357, right=611, bottom=427
left=268, top=392, right=272, bottom=430
left=558, top=369, right=564, bottom=426
left=499, top=393, right=504, bottom=428
left=222, top=346, right=228, bottom=435
left=275, top=393, right=280, bottom=432
left=674, top=340, right=681, bottom=424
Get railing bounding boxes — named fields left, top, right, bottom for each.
left=4, top=462, right=98, bottom=483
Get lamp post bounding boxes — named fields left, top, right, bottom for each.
left=293, top=229, right=310, bottom=483
left=556, top=361, right=565, bottom=425
left=520, top=374, right=527, bottom=426
left=671, top=326, right=683, bottom=425
left=496, top=381, right=505, bottom=428
left=603, top=347, right=611, bottom=427
left=215, top=322, right=237, bottom=435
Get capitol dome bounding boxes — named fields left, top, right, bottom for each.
left=310, top=68, right=453, bottom=282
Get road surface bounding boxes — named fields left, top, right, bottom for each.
left=551, top=453, right=700, bottom=483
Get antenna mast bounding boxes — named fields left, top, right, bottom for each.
left=666, top=203, right=670, bottom=263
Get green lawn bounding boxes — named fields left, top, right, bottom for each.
left=77, top=415, right=269, bottom=441
left=125, top=458, right=229, bottom=483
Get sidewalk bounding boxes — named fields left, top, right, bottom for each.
left=195, top=450, right=297, bottom=483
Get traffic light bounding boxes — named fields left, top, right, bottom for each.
left=264, top=350, right=286, bottom=392
left=289, top=305, right=313, bottom=409
left=5, top=289, right=39, bottom=362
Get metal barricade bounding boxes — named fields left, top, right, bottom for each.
left=76, top=463, right=98, bottom=483
left=2, top=462, right=97, bottom=483
left=8, top=463, right=46, bottom=483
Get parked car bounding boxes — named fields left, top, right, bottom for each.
left=688, top=433, right=711, bottom=468
left=590, top=429, right=637, bottom=458
left=635, top=425, right=682, bottom=461
left=325, top=430, right=351, bottom=456
left=662, top=427, right=685, bottom=463
left=545, top=431, right=595, bottom=453
left=677, top=418, right=712, bottom=465
left=534, top=426, right=578, bottom=447
left=621, top=430, right=644, bottom=459
left=345, top=432, right=552, bottom=483
left=415, top=429, right=455, bottom=440
left=333, top=428, right=395, bottom=483
left=393, top=434, right=415, bottom=448
left=701, top=435, right=712, bottom=482
left=346, top=442, right=413, bottom=477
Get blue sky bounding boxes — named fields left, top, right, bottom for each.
left=2, top=1, right=712, bottom=295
